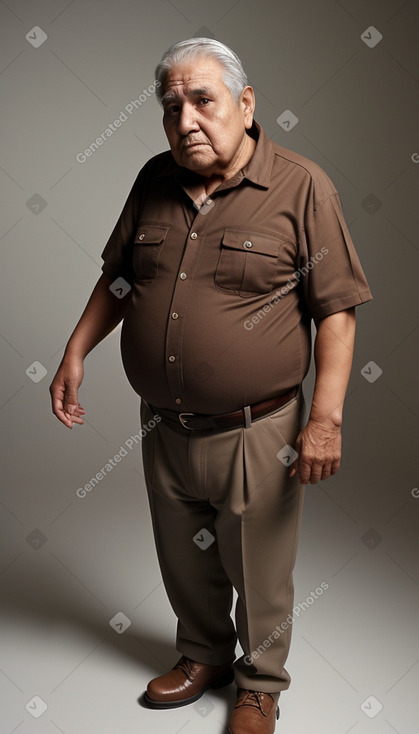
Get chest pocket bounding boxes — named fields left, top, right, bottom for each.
left=133, top=223, right=170, bottom=282
left=215, top=228, right=282, bottom=297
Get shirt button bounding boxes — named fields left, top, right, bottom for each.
left=168, top=355, right=176, bottom=362
left=175, top=398, right=182, bottom=405
left=171, top=312, right=179, bottom=320
left=138, top=233, right=145, bottom=241
left=190, top=232, right=198, bottom=240
left=243, top=240, right=252, bottom=249
left=179, top=272, right=187, bottom=280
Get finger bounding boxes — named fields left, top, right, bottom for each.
left=52, top=396, right=85, bottom=428
left=62, top=389, right=84, bottom=413
left=63, top=400, right=85, bottom=423
left=302, top=459, right=325, bottom=484
left=307, top=471, right=323, bottom=484
left=63, top=403, right=84, bottom=417
left=63, top=381, right=80, bottom=410
left=288, top=452, right=301, bottom=478
left=320, top=463, right=333, bottom=481
left=70, top=401, right=85, bottom=415
left=289, top=459, right=298, bottom=478
left=64, top=411, right=84, bottom=425
left=51, top=392, right=72, bottom=428
left=330, top=458, right=341, bottom=475
left=288, top=438, right=302, bottom=479
left=54, top=405, right=76, bottom=428
left=298, top=459, right=314, bottom=485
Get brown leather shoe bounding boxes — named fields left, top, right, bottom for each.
left=228, top=689, right=280, bottom=733
left=143, top=655, right=234, bottom=709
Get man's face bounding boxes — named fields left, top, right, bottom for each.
left=161, top=56, right=254, bottom=177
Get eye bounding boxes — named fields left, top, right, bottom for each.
left=163, top=102, right=180, bottom=114
left=199, top=98, right=210, bottom=105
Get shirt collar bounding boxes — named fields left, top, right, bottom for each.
left=240, top=120, right=275, bottom=189
left=155, top=120, right=275, bottom=191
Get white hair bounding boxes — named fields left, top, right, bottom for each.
left=155, top=37, right=248, bottom=105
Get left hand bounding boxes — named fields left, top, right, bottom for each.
left=289, top=418, right=342, bottom=485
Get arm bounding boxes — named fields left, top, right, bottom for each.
left=49, top=272, right=130, bottom=429
left=289, top=307, right=356, bottom=484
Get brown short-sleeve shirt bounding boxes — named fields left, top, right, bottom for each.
left=101, top=121, right=372, bottom=413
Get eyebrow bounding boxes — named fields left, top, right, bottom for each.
left=161, top=86, right=215, bottom=104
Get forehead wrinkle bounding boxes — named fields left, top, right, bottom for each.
left=161, top=84, right=216, bottom=105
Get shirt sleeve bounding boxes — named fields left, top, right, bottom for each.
left=100, top=167, right=147, bottom=284
left=297, top=188, right=373, bottom=321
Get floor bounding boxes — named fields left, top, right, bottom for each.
left=2, top=393, right=418, bottom=734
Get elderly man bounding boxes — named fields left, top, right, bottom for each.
left=50, top=38, right=372, bottom=733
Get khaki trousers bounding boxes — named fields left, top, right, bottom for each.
left=140, top=390, right=305, bottom=694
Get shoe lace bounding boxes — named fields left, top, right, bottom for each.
left=174, top=655, right=196, bottom=682
left=236, top=689, right=274, bottom=717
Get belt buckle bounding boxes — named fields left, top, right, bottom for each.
left=178, top=412, right=195, bottom=429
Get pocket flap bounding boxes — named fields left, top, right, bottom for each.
left=134, top=224, right=169, bottom=245
left=221, top=228, right=280, bottom=257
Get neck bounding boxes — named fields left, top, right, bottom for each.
left=201, top=132, right=257, bottom=195
left=218, top=132, right=256, bottom=181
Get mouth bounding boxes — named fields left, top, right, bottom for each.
left=184, top=141, right=207, bottom=149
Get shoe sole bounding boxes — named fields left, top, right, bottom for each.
left=143, top=668, right=235, bottom=709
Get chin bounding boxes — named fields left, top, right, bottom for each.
left=183, top=157, right=215, bottom=172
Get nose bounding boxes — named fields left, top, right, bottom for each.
left=177, top=103, right=200, bottom=136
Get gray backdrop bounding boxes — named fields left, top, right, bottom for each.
left=1, top=1, right=418, bottom=733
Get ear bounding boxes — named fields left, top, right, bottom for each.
left=240, top=85, right=256, bottom=129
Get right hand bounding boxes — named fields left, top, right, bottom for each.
left=49, top=354, right=86, bottom=429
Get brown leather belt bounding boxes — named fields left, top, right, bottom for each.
left=150, top=387, right=299, bottom=432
